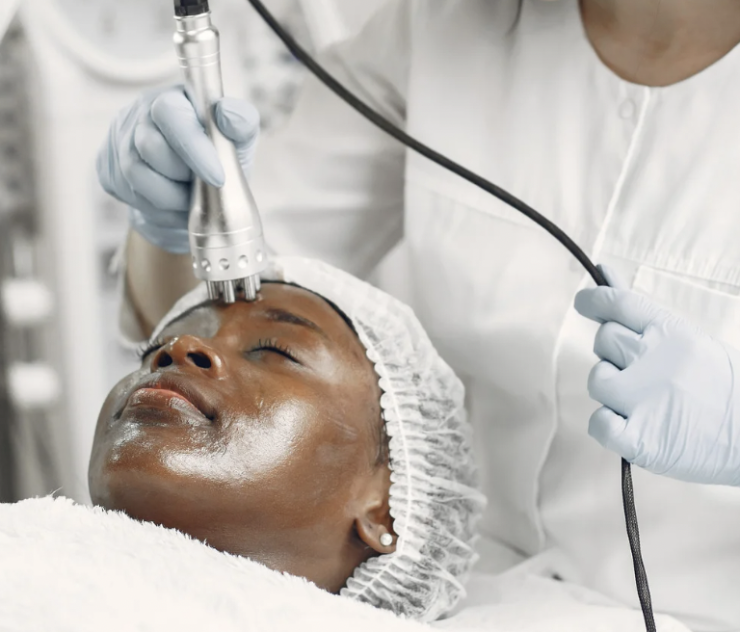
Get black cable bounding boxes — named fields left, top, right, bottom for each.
left=622, top=459, right=656, bottom=631
left=244, top=1, right=656, bottom=629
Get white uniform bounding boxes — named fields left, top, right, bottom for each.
left=252, top=0, right=740, bottom=629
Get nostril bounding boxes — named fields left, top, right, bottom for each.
left=187, top=352, right=212, bottom=369
left=156, top=352, right=173, bottom=368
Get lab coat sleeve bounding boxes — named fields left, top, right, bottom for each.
left=250, top=0, right=415, bottom=279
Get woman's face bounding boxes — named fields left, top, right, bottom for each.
left=89, top=283, right=394, bottom=592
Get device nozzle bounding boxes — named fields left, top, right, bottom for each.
left=206, top=275, right=261, bottom=304
left=174, top=0, right=209, bottom=17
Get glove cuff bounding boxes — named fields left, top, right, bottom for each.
left=128, top=207, right=191, bottom=256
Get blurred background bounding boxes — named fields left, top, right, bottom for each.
left=0, top=0, right=388, bottom=504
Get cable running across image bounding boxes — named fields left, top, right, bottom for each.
left=244, top=1, right=656, bottom=629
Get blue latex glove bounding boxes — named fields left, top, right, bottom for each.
left=96, top=85, right=260, bottom=254
left=574, top=267, right=740, bottom=486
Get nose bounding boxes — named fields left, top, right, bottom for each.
left=152, top=335, right=223, bottom=375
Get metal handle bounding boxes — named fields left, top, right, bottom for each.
left=174, top=11, right=267, bottom=302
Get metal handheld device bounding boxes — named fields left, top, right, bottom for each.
left=173, top=0, right=267, bottom=303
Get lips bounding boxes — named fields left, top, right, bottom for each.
left=124, top=373, right=216, bottom=423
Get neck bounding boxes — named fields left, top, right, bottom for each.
left=581, top=0, right=740, bottom=85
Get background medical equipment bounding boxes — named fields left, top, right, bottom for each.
left=0, top=0, right=184, bottom=508
left=238, top=1, right=656, bottom=629
left=175, top=0, right=267, bottom=303
left=0, top=21, right=65, bottom=503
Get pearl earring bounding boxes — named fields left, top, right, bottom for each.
left=380, top=533, right=393, bottom=547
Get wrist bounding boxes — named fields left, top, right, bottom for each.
left=125, top=231, right=200, bottom=336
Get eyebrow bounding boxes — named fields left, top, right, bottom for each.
left=159, top=301, right=327, bottom=339
left=261, top=307, right=327, bottom=339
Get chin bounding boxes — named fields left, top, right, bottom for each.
left=91, top=469, right=190, bottom=532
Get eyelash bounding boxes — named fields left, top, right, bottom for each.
left=252, top=338, right=299, bottom=363
left=137, top=337, right=166, bottom=361
left=136, top=337, right=298, bottom=363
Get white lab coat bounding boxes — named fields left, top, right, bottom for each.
left=250, top=0, right=740, bottom=629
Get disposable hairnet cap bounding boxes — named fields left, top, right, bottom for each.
left=150, top=257, right=487, bottom=622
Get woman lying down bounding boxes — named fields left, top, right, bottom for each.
left=90, top=256, right=485, bottom=621
left=1, top=257, right=692, bottom=631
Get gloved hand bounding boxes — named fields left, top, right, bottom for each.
left=96, top=85, right=260, bottom=254
left=574, top=268, right=740, bottom=486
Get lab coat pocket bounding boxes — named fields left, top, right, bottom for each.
left=632, top=265, right=740, bottom=352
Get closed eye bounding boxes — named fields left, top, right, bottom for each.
left=249, top=339, right=300, bottom=364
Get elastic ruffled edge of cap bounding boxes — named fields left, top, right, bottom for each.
left=341, top=320, right=486, bottom=620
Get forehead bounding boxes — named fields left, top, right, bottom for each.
left=159, top=283, right=358, bottom=345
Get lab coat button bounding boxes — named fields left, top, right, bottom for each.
left=619, top=99, right=636, bottom=119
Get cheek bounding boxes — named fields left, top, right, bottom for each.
left=89, top=380, right=308, bottom=494
left=88, top=419, right=214, bottom=506
left=90, top=377, right=369, bottom=523
left=170, top=398, right=319, bottom=484
left=90, top=370, right=147, bottom=470
left=201, top=395, right=365, bottom=509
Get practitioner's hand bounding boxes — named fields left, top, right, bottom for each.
left=96, top=85, right=260, bottom=254
left=575, top=267, right=740, bottom=486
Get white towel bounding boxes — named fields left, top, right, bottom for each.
left=0, top=496, right=428, bottom=632
left=0, top=497, right=690, bottom=632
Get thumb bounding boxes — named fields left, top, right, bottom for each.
left=214, top=98, right=260, bottom=176
left=214, top=98, right=260, bottom=147
left=597, top=264, right=628, bottom=290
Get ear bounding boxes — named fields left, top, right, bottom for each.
left=354, top=465, right=397, bottom=555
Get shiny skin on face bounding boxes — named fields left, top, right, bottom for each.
left=89, top=283, right=393, bottom=592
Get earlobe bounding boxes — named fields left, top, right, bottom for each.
left=355, top=509, right=397, bottom=554
left=354, top=466, right=396, bottom=554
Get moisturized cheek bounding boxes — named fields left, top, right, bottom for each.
left=158, top=444, right=236, bottom=482
left=107, top=424, right=147, bottom=460
left=101, top=423, right=203, bottom=471
left=161, top=400, right=312, bottom=483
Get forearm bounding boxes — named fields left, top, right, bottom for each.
left=125, top=230, right=199, bottom=338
